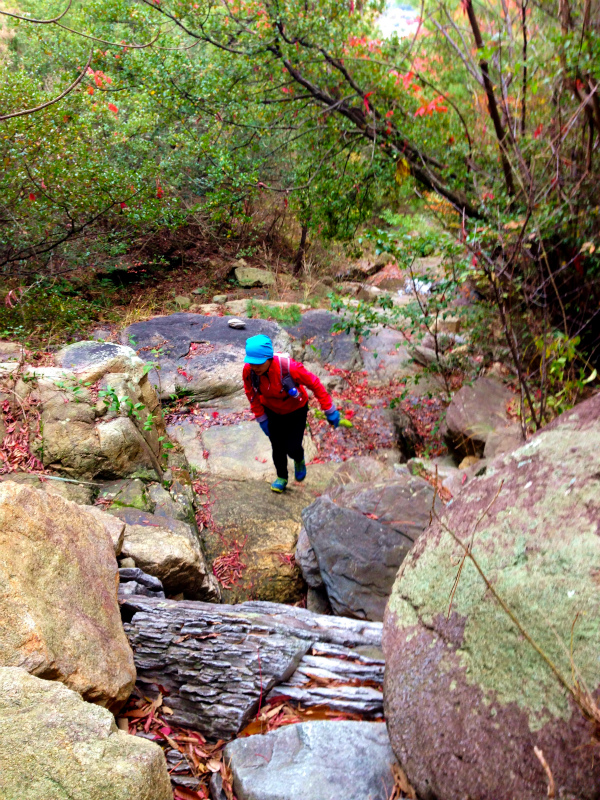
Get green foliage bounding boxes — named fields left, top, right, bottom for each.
left=245, top=300, right=302, bottom=326
left=532, top=332, right=597, bottom=420
left=0, top=279, right=113, bottom=343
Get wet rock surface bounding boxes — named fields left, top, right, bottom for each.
left=284, top=310, right=361, bottom=370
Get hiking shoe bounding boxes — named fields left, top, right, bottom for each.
left=294, top=459, right=307, bottom=482
left=271, top=477, right=288, bottom=493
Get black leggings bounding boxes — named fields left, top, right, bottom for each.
left=265, top=403, right=309, bottom=480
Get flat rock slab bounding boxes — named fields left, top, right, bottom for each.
left=168, top=419, right=317, bottom=481
left=0, top=482, right=135, bottom=711
left=205, top=478, right=327, bottom=604
left=215, top=721, right=396, bottom=800
left=0, top=667, right=172, bottom=800
left=120, top=595, right=382, bottom=739
left=284, top=310, right=361, bottom=370
left=121, top=313, right=288, bottom=401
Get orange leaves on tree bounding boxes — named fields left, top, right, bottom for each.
left=414, top=95, right=448, bottom=117
left=389, top=69, right=415, bottom=91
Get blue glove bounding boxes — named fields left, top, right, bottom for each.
left=325, top=408, right=340, bottom=429
left=259, top=419, right=270, bottom=437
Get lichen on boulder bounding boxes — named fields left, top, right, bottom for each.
left=383, top=393, right=600, bottom=800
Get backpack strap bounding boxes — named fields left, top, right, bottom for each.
left=278, top=354, right=291, bottom=383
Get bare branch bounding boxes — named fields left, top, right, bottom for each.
left=0, top=1, right=72, bottom=24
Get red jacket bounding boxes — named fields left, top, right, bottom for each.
left=243, top=356, right=334, bottom=421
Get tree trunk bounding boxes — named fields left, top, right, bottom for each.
left=293, top=224, right=308, bottom=276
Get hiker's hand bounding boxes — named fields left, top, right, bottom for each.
left=259, top=419, right=270, bottom=437
left=325, top=408, right=340, bottom=429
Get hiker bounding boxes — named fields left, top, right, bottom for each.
left=243, top=334, right=340, bottom=492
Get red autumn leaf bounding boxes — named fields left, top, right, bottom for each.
left=156, top=186, right=164, bottom=199
left=29, top=193, right=36, bottom=202
left=363, top=91, right=374, bottom=113
left=174, top=787, right=207, bottom=800
left=87, top=86, right=94, bottom=95
left=212, top=411, right=219, bottom=419
left=533, top=123, right=543, bottom=139
left=120, top=201, right=127, bottom=209
left=385, top=109, right=394, bottom=118
left=108, top=103, right=118, bottom=114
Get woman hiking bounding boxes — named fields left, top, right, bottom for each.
left=243, top=334, right=340, bottom=492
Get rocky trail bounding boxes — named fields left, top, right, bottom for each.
left=0, top=271, right=598, bottom=800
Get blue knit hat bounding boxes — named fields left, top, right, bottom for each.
left=245, top=334, right=274, bottom=365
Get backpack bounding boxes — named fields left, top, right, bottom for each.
left=249, top=353, right=297, bottom=397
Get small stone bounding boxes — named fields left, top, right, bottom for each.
left=458, top=455, right=481, bottom=470
left=119, top=557, right=136, bottom=568
left=212, top=294, right=228, bottom=304
left=189, top=303, right=220, bottom=314
left=435, top=314, right=461, bottom=334
left=99, top=478, right=150, bottom=512
left=227, top=318, right=246, bottom=329
left=174, top=296, right=192, bottom=309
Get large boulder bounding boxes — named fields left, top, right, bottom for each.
left=112, top=508, right=220, bottom=601
left=14, top=343, right=165, bottom=479
left=0, top=667, right=171, bottom=800
left=302, top=466, right=438, bottom=621
left=383, top=393, right=600, bottom=800
left=0, top=482, right=135, bottom=711
left=121, top=313, right=289, bottom=401
left=361, top=326, right=416, bottom=383
left=284, top=310, right=361, bottom=370
left=444, top=376, right=515, bottom=458
left=214, top=721, right=397, bottom=800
